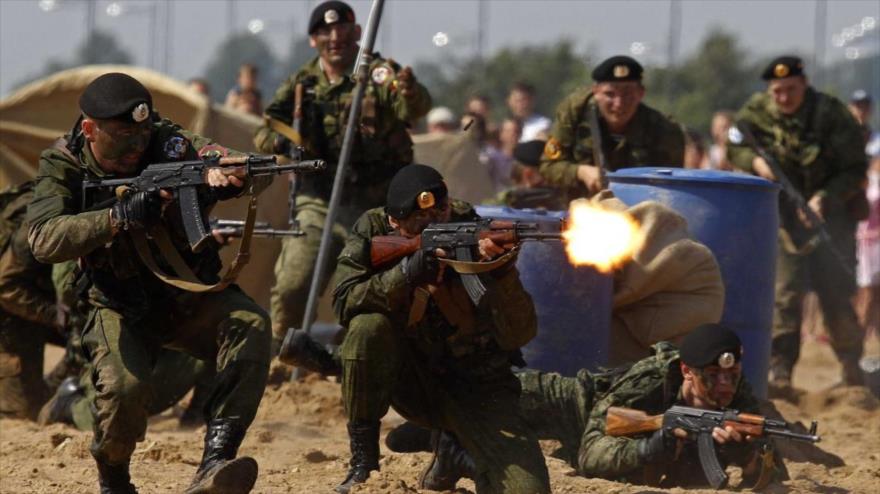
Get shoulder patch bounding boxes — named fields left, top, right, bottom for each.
left=197, top=144, right=229, bottom=160
left=543, top=137, right=562, bottom=161
left=164, top=136, right=189, bottom=159
left=371, top=66, right=392, bottom=85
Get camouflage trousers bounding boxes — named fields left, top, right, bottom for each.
left=516, top=370, right=595, bottom=469
left=0, top=317, right=52, bottom=420
left=80, top=286, right=270, bottom=465
left=772, top=224, right=863, bottom=372
left=70, top=348, right=214, bottom=431
left=269, top=195, right=368, bottom=342
left=339, top=313, right=551, bottom=494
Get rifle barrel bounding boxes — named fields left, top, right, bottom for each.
left=764, top=427, right=820, bottom=443
left=249, top=160, right=326, bottom=175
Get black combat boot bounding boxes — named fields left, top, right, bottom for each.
left=37, top=376, right=82, bottom=426
left=96, top=459, right=137, bottom=494
left=419, top=430, right=476, bottom=491
left=336, top=420, right=381, bottom=494
left=278, top=329, right=342, bottom=376
left=185, top=418, right=258, bottom=494
left=385, top=421, right=433, bottom=453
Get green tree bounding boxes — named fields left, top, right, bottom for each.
left=202, top=32, right=279, bottom=103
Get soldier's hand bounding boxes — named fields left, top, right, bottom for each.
left=637, top=428, right=678, bottom=462
left=396, top=66, right=417, bottom=98
left=478, top=238, right=507, bottom=260
left=576, top=164, right=603, bottom=194
left=806, top=194, right=825, bottom=223
left=206, top=167, right=246, bottom=188
left=211, top=228, right=233, bottom=246
left=273, top=135, right=292, bottom=156
left=111, top=190, right=163, bottom=233
left=712, top=425, right=749, bottom=444
left=752, top=157, right=777, bottom=182
left=403, top=248, right=442, bottom=286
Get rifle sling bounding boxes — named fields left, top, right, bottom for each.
left=266, top=116, right=304, bottom=146
left=130, top=192, right=258, bottom=292
left=439, top=247, right=518, bottom=274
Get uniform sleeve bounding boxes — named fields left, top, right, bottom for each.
left=539, top=96, right=583, bottom=189
left=333, top=213, right=411, bottom=326
left=726, top=97, right=762, bottom=173
left=391, top=75, right=431, bottom=123
left=659, top=121, right=686, bottom=166
left=815, top=101, right=868, bottom=201
left=26, top=151, right=114, bottom=264
left=576, top=398, right=644, bottom=478
left=483, top=263, right=537, bottom=350
left=0, top=226, right=57, bottom=327
left=254, top=76, right=296, bottom=153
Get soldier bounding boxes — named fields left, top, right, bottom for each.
left=26, top=73, right=271, bottom=494
left=488, top=139, right=568, bottom=210
left=255, top=0, right=431, bottom=346
left=0, top=181, right=64, bottom=420
left=540, top=55, right=685, bottom=199
left=727, top=56, right=868, bottom=388
left=419, top=324, right=787, bottom=490
left=331, top=164, right=550, bottom=493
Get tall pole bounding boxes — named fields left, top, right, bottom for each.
left=813, top=0, right=827, bottom=89
left=665, top=0, right=682, bottom=105
left=227, top=0, right=236, bottom=33
left=163, top=1, right=173, bottom=74
left=85, top=0, right=97, bottom=62
left=148, top=3, right=157, bottom=69
left=476, top=0, right=487, bottom=59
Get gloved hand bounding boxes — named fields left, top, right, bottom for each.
left=637, top=428, right=677, bottom=463
left=403, top=249, right=440, bottom=286
left=111, top=190, right=162, bottom=231
left=273, top=135, right=292, bottom=156
left=396, top=66, right=418, bottom=98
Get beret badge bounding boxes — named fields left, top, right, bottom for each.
left=718, top=352, right=736, bottom=369
left=773, top=64, right=790, bottom=78
left=613, top=65, right=630, bottom=79
left=132, top=103, right=150, bottom=123
left=417, top=191, right=435, bottom=210
left=324, top=9, right=339, bottom=24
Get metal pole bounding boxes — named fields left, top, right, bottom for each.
left=665, top=0, right=681, bottom=105
left=813, top=0, right=827, bottom=88
left=280, top=0, right=386, bottom=360
left=163, top=1, right=173, bottom=74
left=476, top=0, right=487, bottom=59
left=227, top=0, right=236, bottom=33
left=86, top=0, right=97, bottom=63
left=148, top=3, right=157, bottom=69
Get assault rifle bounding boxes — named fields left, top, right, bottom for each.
left=731, top=121, right=852, bottom=275
left=82, top=154, right=325, bottom=251
left=209, top=218, right=305, bottom=239
left=605, top=405, right=820, bottom=489
left=370, top=218, right=564, bottom=304
left=588, top=103, right=610, bottom=189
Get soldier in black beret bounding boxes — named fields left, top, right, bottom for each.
left=26, top=72, right=273, bottom=493
left=328, top=164, right=551, bottom=492
left=540, top=54, right=685, bottom=201
left=760, top=55, right=805, bottom=81
left=484, top=140, right=568, bottom=209
left=308, top=0, right=356, bottom=35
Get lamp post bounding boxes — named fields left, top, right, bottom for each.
left=105, top=1, right=159, bottom=69
left=36, top=0, right=97, bottom=62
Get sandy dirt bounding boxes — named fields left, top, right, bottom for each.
left=1, top=334, right=878, bottom=494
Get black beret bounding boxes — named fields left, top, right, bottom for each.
left=385, top=164, right=448, bottom=219
left=309, top=1, right=356, bottom=35
left=513, top=140, right=546, bottom=168
left=592, top=55, right=643, bottom=82
left=679, top=323, right=742, bottom=369
left=79, top=72, right=153, bottom=123
left=761, top=55, right=805, bottom=81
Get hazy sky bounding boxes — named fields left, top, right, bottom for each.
left=1, top=0, right=878, bottom=97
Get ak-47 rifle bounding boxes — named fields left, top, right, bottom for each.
left=280, top=0, right=387, bottom=364
left=605, top=405, right=820, bottom=489
left=82, top=154, right=324, bottom=251
left=210, top=218, right=304, bottom=239
left=370, top=218, right=565, bottom=304
left=588, top=103, right=610, bottom=190
left=731, top=120, right=852, bottom=275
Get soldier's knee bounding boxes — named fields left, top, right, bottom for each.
left=224, top=307, right=272, bottom=366
left=340, top=313, right=395, bottom=360
left=100, top=371, right=153, bottom=411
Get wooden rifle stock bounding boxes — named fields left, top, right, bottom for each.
left=371, top=236, right=421, bottom=268
left=605, top=407, right=664, bottom=436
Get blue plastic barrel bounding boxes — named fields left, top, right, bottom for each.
left=609, top=168, right=779, bottom=398
left=476, top=206, right=613, bottom=375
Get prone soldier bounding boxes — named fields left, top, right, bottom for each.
left=540, top=55, right=685, bottom=199
left=255, top=0, right=431, bottom=345
left=727, top=56, right=868, bottom=389
left=331, top=164, right=550, bottom=493
left=26, top=73, right=272, bottom=494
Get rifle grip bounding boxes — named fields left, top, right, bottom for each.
left=605, top=407, right=664, bottom=437
left=371, top=236, right=420, bottom=267
left=178, top=186, right=212, bottom=252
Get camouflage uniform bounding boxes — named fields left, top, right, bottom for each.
left=0, top=183, right=57, bottom=419
left=485, top=187, right=567, bottom=210
left=540, top=89, right=685, bottom=200
left=728, top=87, right=867, bottom=380
left=333, top=201, right=551, bottom=494
left=255, top=55, right=431, bottom=339
left=519, top=343, right=778, bottom=487
left=26, top=119, right=271, bottom=466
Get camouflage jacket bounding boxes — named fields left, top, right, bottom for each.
left=333, top=201, right=537, bottom=373
left=256, top=54, right=431, bottom=202
left=578, top=342, right=766, bottom=487
left=540, top=88, right=685, bottom=200
left=26, top=119, right=246, bottom=321
left=0, top=183, right=57, bottom=329
left=728, top=87, right=867, bottom=210
left=484, top=187, right=568, bottom=211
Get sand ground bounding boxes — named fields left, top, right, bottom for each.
left=1, top=334, right=878, bottom=494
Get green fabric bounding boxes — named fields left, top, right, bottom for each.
left=255, top=54, right=431, bottom=200
left=728, top=87, right=866, bottom=372
left=0, top=317, right=50, bottom=420
left=485, top=187, right=568, bottom=210
left=540, top=89, right=685, bottom=199
left=333, top=202, right=548, bottom=494
left=80, top=288, right=269, bottom=464
left=575, top=343, right=763, bottom=486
